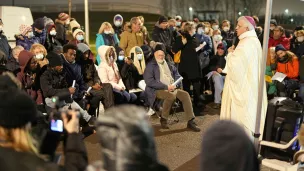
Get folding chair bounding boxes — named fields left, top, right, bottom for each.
left=168, top=99, right=180, bottom=125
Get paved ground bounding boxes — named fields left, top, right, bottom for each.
left=81, top=104, right=277, bottom=171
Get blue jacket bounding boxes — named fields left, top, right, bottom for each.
left=143, top=58, right=181, bottom=107
left=16, top=36, right=39, bottom=51
left=61, top=54, right=87, bottom=100
left=195, top=33, right=212, bottom=57
left=95, top=33, right=119, bottom=65
left=32, top=25, right=47, bottom=45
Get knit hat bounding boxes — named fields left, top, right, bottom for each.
left=33, top=18, right=45, bottom=30
left=243, top=16, right=256, bottom=28
left=295, top=26, right=304, bottom=31
left=43, top=16, right=54, bottom=27
left=58, top=13, right=69, bottom=21
left=47, top=51, right=63, bottom=67
left=217, top=43, right=227, bottom=51
left=270, top=19, right=277, bottom=26
left=275, top=44, right=286, bottom=53
left=19, top=24, right=32, bottom=36
left=69, top=19, right=81, bottom=30
left=158, top=16, right=168, bottom=24
left=47, top=24, right=56, bottom=33
left=140, top=45, right=152, bottom=57
left=77, top=43, right=90, bottom=53
left=0, top=89, right=38, bottom=128
left=175, top=15, right=182, bottom=21
left=154, top=43, right=166, bottom=53
left=73, top=29, right=84, bottom=38
left=114, top=14, right=123, bottom=21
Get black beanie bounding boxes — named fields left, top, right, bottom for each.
left=154, top=43, right=166, bottom=53
left=270, top=19, right=277, bottom=26
left=140, top=45, right=152, bottom=57
left=158, top=16, right=168, bottom=24
left=47, top=51, right=63, bottom=67
left=33, top=18, right=45, bottom=30
left=0, top=89, right=38, bottom=128
left=275, top=44, right=286, bottom=53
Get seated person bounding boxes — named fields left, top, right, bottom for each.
left=120, top=46, right=146, bottom=91
left=40, top=51, right=95, bottom=126
left=30, top=43, right=49, bottom=68
left=265, top=47, right=277, bottom=98
left=209, top=43, right=226, bottom=109
left=76, top=43, right=115, bottom=115
left=16, top=50, right=43, bottom=105
left=143, top=46, right=200, bottom=131
left=6, top=46, right=23, bottom=75
left=275, top=44, right=299, bottom=97
left=97, top=45, right=137, bottom=104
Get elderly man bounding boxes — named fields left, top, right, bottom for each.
left=220, top=16, right=267, bottom=140
left=144, top=45, right=200, bottom=132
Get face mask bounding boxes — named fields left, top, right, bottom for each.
left=35, top=53, right=44, bottom=60
left=50, top=30, right=57, bottom=36
left=109, top=56, right=114, bottom=63
left=28, top=32, right=34, bottom=38
left=76, top=34, right=84, bottom=41
left=197, top=28, right=204, bottom=35
left=118, top=55, right=124, bottom=61
left=114, top=21, right=121, bottom=27
left=137, top=54, right=143, bottom=60
left=297, top=36, right=304, bottom=42
left=104, top=30, right=112, bottom=34
left=176, top=22, right=181, bottom=26
left=214, top=35, right=222, bottom=41
left=270, top=26, right=275, bottom=31
left=212, top=25, right=219, bottom=30
left=205, top=27, right=210, bottom=33
left=223, top=26, right=230, bottom=32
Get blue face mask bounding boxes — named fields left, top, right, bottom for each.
left=197, top=28, right=204, bottom=35
left=28, top=32, right=34, bottom=38
left=118, top=55, right=124, bottom=61
left=76, top=35, right=84, bottom=41
left=137, top=54, right=143, bottom=61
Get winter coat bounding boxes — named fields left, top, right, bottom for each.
left=78, top=57, right=101, bottom=87
left=195, top=34, right=213, bottom=57
left=6, top=57, right=20, bottom=75
left=276, top=53, right=299, bottom=80
left=172, top=33, right=201, bottom=79
left=152, top=23, right=174, bottom=55
left=32, top=25, right=47, bottom=45
left=45, top=34, right=62, bottom=53
left=0, top=133, right=88, bottom=171
left=0, top=33, right=12, bottom=59
left=16, top=36, right=39, bottom=51
left=221, top=30, right=234, bottom=48
left=55, top=19, right=67, bottom=45
left=209, top=54, right=226, bottom=76
left=95, top=33, right=120, bottom=65
left=119, top=31, right=144, bottom=57
left=62, top=54, right=87, bottom=100
left=16, top=52, right=43, bottom=104
left=97, top=45, right=126, bottom=90
left=113, top=25, right=123, bottom=38
left=268, top=36, right=290, bottom=50
left=291, top=39, right=304, bottom=59
left=143, top=58, right=181, bottom=107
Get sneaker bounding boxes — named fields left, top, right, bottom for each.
left=160, top=117, right=169, bottom=129
left=146, top=108, right=155, bottom=116
left=187, top=119, right=201, bottom=132
left=212, top=103, right=221, bottom=109
left=88, top=116, right=97, bottom=127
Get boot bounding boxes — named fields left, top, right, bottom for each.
left=187, top=119, right=201, bottom=132
left=160, top=117, right=169, bottom=129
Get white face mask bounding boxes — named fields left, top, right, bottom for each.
left=27, top=32, right=34, bottom=38
left=114, top=21, right=122, bottom=27
left=212, top=25, right=219, bottom=30
left=270, top=26, right=275, bottom=31
left=213, top=35, right=222, bottom=42
left=76, top=34, right=84, bottom=41
left=176, top=22, right=181, bottom=26
left=205, top=27, right=210, bottom=33
left=35, top=53, right=44, bottom=60
left=118, top=55, right=124, bottom=61
left=223, top=26, right=230, bottom=32
left=137, top=54, right=143, bottom=60
left=197, top=28, right=204, bottom=35
left=297, top=36, right=304, bottom=42
left=50, top=30, right=57, bottom=36
left=104, top=30, right=112, bottom=34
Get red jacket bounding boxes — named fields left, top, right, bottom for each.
left=268, top=36, right=290, bottom=50
left=276, top=56, right=299, bottom=79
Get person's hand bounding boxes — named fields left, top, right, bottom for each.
left=217, top=68, right=223, bottom=73
left=228, top=45, right=235, bottom=53
left=69, top=87, right=76, bottom=94
left=125, top=57, right=133, bottom=65
left=168, top=85, right=176, bottom=92
left=62, top=110, right=79, bottom=134
left=92, top=83, right=101, bottom=90
left=38, top=59, right=49, bottom=67
left=182, top=37, right=187, bottom=45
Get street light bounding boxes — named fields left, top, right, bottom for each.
left=285, top=9, right=289, bottom=14
left=291, top=18, right=294, bottom=22
left=238, top=12, right=242, bottom=16
left=189, top=7, right=193, bottom=11
left=189, top=7, right=193, bottom=21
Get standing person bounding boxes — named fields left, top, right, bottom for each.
left=16, top=24, right=39, bottom=51
left=291, top=29, right=304, bottom=58
left=268, top=26, right=290, bottom=50
left=95, top=22, right=120, bottom=65
left=138, top=16, right=150, bottom=44
left=113, top=14, right=124, bottom=37
left=119, top=17, right=144, bottom=57
left=0, top=19, right=12, bottom=59
left=172, top=22, right=203, bottom=106
left=32, top=18, right=46, bottom=45
left=175, top=15, right=182, bottom=31
left=55, top=13, right=70, bottom=45
left=220, top=16, right=267, bottom=140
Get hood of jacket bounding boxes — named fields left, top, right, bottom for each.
left=129, top=46, right=146, bottom=75
left=18, top=50, right=34, bottom=73
left=98, top=45, right=117, bottom=65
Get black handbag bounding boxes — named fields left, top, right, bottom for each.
left=198, top=52, right=210, bottom=70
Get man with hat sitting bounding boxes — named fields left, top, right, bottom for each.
left=143, top=44, right=201, bottom=131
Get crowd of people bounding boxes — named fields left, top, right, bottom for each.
left=0, top=11, right=304, bottom=170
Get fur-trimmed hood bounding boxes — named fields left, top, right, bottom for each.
left=129, top=46, right=146, bottom=75
left=98, top=45, right=117, bottom=65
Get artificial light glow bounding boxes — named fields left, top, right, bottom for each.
left=189, top=7, right=193, bottom=11
left=285, top=9, right=289, bottom=14
left=291, top=18, right=294, bottom=22
left=238, top=12, right=242, bottom=15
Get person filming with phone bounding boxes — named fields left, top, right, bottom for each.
left=0, top=74, right=88, bottom=171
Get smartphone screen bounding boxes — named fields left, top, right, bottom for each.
left=50, top=119, right=64, bottom=132
left=130, top=53, right=134, bottom=61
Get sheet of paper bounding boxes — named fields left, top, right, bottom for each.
left=206, top=71, right=213, bottom=80
left=271, top=72, right=287, bottom=82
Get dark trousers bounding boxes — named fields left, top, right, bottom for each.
left=182, top=78, right=201, bottom=104
left=113, top=89, right=137, bottom=104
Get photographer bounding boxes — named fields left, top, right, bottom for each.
left=0, top=80, right=88, bottom=171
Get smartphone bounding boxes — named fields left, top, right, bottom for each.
left=50, top=119, right=64, bottom=132
left=130, top=52, right=134, bottom=61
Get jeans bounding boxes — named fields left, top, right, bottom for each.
left=113, top=89, right=137, bottom=104
left=212, top=73, right=225, bottom=104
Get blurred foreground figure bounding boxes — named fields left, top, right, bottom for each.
left=200, top=120, right=259, bottom=171
left=87, top=105, right=169, bottom=171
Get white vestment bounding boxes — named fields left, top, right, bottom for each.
left=220, top=30, right=268, bottom=141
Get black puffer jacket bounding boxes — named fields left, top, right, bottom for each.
left=78, top=58, right=101, bottom=87
left=152, top=23, right=174, bottom=56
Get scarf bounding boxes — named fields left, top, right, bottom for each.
left=157, top=59, right=174, bottom=86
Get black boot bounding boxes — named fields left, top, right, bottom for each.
left=187, top=119, right=201, bottom=132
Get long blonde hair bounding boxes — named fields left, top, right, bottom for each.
left=0, top=125, right=38, bottom=154
left=98, top=22, right=114, bottom=34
